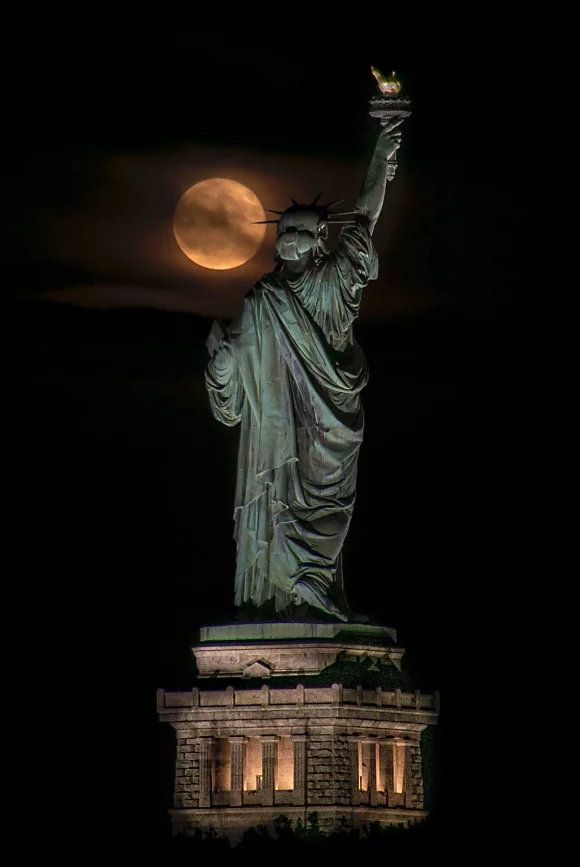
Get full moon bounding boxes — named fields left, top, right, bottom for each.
left=173, top=178, right=267, bottom=270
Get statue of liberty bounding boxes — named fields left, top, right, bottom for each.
left=205, top=115, right=404, bottom=622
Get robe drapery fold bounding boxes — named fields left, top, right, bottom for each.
left=205, top=223, right=379, bottom=617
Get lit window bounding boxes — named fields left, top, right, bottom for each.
left=393, top=743, right=406, bottom=794
left=244, top=738, right=263, bottom=791
left=376, top=742, right=383, bottom=791
left=358, top=741, right=371, bottom=791
left=276, top=737, right=294, bottom=791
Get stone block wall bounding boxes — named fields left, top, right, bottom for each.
left=408, top=742, right=424, bottom=810
left=306, top=734, right=333, bottom=806
left=173, top=733, right=199, bottom=809
left=304, top=732, right=351, bottom=807
left=332, top=733, right=351, bottom=806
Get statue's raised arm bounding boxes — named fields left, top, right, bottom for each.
left=355, top=117, right=404, bottom=234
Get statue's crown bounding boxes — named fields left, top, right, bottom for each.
left=254, top=193, right=356, bottom=226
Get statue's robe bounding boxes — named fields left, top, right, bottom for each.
left=205, top=223, right=379, bottom=617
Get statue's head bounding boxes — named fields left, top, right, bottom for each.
left=255, top=194, right=355, bottom=263
left=275, top=205, right=328, bottom=261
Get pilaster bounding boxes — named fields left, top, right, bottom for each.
left=197, top=737, right=215, bottom=808
left=384, top=738, right=394, bottom=806
left=291, top=735, right=308, bottom=805
left=364, top=739, right=378, bottom=806
left=260, top=736, right=279, bottom=807
left=229, top=736, right=247, bottom=807
left=348, top=736, right=361, bottom=806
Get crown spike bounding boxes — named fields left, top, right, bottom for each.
left=325, top=197, right=346, bottom=210
left=266, top=209, right=284, bottom=216
left=254, top=219, right=280, bottom=224
left=290, top=197, right=299, bottom=206
left=311, top=191, right=324, bottom=205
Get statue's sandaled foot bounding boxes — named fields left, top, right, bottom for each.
left=292, top=579, right=348, bottom=622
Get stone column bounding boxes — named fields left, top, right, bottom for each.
left=365, top=739, right=378, bottom=806
left=292, top=735, right=308, bottom=805
left=197, top=737, right=215, bottom=808
left=348, top=737, right=360, bottom=806
left=260, top=736, right=279, bottom=806
left=229, top=736, right=247, bottom=807
left=384, top=739, right=395, bottom=807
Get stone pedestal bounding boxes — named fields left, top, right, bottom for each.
left=158, top=622, right=439, bottom=840
left=194, top=622, right=403, bottom=677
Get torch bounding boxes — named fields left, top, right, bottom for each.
left=369, top=68, right=412, bottom=181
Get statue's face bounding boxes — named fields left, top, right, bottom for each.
left=275, top=210, right=327, bottom=261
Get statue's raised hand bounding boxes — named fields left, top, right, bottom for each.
left=378, top=117, right=404, bottom=160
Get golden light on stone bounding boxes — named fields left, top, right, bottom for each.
left=173, top=178, right=266, bottom=270
left=159, top=681, right=439, bottom=834
left=359, top=741, right=370, bottom=791
left=375, top=742, right=383, bottom=792
left=393, top=743, right=405, bottom=794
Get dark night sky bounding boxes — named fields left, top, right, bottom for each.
left=1, top=20, right=576, bottom=850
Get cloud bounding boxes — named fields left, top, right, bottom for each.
left=38, top=143, right=363, bottom=317
left=31, top=140, right=469, bottom=322
left=41, top=271, right=437, bottom=323
left=41, top=283, right=211, bottom=315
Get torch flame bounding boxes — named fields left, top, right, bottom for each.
left=371, top=67, right=402, bottom=94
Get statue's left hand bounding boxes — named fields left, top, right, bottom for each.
left=378, top=117, right=404, bottom=160
left=206, top=319, right=226, bottom=357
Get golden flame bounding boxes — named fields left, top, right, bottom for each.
left=371, top=66, right=402, bottom=94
